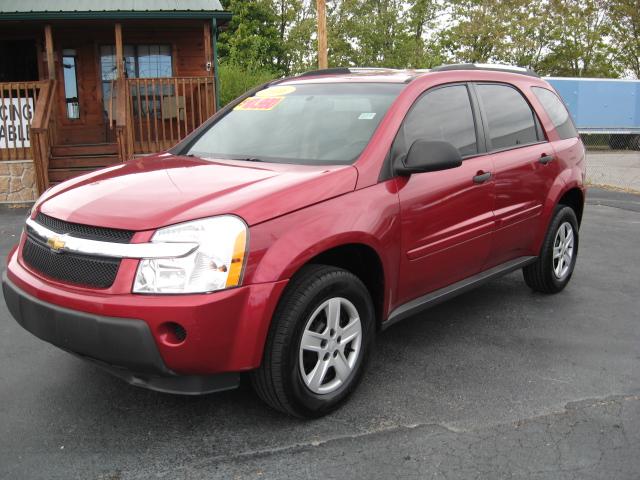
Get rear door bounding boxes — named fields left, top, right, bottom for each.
left=474, top=83, right=558, bottom=267
left=394, top=84, right=495, bottom=306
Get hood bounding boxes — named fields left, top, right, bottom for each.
left=38, top=154, right=358, bottom=231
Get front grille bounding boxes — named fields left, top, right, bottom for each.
left=22, top=234, right=121, bottom=289
left=35, top=212, right=134, bottom=243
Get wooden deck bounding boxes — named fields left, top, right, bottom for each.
left=1, top=75, right=216, bottom=193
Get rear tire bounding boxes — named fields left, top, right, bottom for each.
left=251, top=265, right=375, bottom=418
left=523, top=205, right=579, bottom=294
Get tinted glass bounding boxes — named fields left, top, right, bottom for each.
left=399, top=85, right=477, bottom=156
left=187, top=83, right=402, bottom=165
left=532, top=87, right=578, bottom=140
left=477, top=84, right=539, bottom=150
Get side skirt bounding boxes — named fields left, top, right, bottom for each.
left=382, top=256, right=537, bottom=330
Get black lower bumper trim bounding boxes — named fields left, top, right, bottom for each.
left=2, top=272, right=240, bottom=395
left=78, top=353, right=240, bottom=395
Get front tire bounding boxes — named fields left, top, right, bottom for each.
left=523, top=205, right=579, bottom=293
left=251, top=265, right=375, bottom=418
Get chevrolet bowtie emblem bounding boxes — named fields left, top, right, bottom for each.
left=47, top=236, right=66, bottom=252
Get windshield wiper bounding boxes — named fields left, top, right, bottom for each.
left=234, top=157, right=264, bottom=162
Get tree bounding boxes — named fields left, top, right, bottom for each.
left=278, top=0, right=317, bottom=73
left=217, top=0, right=283, bottom=72
left=439, top=0, right=512, bottom=63
left=327, top=0, right=442, bottom=68
left=609, top=0, right=640, bottom=78
left=539, top=0, right=618, bottom=77
left=216, top=0, right=622, bottom=79
left=495, top=0, right=554, bottom=71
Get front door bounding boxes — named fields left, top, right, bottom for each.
left=394, top=84, right=495, bottom=306
left=55, top=42, right=106, bottom=144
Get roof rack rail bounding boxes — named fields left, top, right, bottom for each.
left=430, top=63, right=540, bottom=78
left=297, top=67, right=403, bottom=77
left=298, top=67, right=352, bottom=77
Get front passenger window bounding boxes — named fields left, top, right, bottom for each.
left=399, top=85, right=478, bottom=157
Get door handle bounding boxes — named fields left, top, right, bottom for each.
left=539, top=154, right=554, bottom=165
left=473, top=171, right=492, bottom=184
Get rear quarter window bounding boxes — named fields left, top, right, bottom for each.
left=532, top=87, right=578, bottom=140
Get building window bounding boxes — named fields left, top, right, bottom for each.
left=62, top=49, right=80, bottom=119
left=100, top=44, right=173, bottom=112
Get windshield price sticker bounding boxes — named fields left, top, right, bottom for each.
left=256, top=86, right=296, bottom=97
left=235, top=96, right=285, bottom=111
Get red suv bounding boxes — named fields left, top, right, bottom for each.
left=2, top=64, right=585, bottom=417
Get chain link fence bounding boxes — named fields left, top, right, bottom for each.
left=581, top=133, right=640, bottom=192
left=581, top=133, right=640, bottom=151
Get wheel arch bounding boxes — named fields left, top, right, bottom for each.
left=303, top=243, right=386, bottom=328
left=557, top=187, right=585, bottom=226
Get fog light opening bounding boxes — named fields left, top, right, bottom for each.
left=158, top=322, right=187, bottom=345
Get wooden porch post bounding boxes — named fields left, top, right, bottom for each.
left=44, top=25, right=55, bottom=80
left=203, top=22, right=213, bottom=76
left=115, top=23, right=124, bottom=79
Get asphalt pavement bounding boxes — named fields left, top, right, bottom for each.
left=1, top=188, right=639, bottom=479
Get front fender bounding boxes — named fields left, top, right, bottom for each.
left=244, top=181, right=401, bottom=314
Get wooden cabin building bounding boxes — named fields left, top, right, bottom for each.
left=0, top=1, right=231, bottom=203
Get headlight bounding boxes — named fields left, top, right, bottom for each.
left=133, top=216, right=248, bottom=294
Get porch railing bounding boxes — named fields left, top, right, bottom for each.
left=109, top=77, right=135, bottom=162
left=0, top=81, right=46, bottom=161
left=30, top=80, right=57, bottom=193
left=128, top=76, right=216, bottom=153
left=1, top=80, right=56, bottom=194
left=109, top=76, right=216, bottom=160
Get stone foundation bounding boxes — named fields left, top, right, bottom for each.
left=0, top=160, right=38, bottom=203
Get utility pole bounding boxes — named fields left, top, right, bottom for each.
left=316, top=0, right=328, bottom=69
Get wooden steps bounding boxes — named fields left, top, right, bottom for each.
left=52, top=143, right=118, bottom=157
left=48, top=143, right=120, bottom=184
left=49, top=155, right=121, bottom=169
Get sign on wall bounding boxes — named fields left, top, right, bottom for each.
left=0, top=97, right=34, bottom=149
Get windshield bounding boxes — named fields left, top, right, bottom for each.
left=186, top=83, right=403, bottom=165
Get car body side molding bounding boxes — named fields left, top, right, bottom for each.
left=383, top=255, right=537, bottom=330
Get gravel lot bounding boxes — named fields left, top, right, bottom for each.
left=1, top=188, right=639, bottom=479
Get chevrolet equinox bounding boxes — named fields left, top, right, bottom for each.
left=2, top=64, right=586, bottom=417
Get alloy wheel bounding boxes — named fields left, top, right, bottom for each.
left=552, top=221, right=574, bottom=279
left=298, top=297, right=362, bottom=395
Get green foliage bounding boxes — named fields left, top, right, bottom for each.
left=218, top=63, right=278, bottom=107
left=327, top=0, right=443, bottom=68
left=216, top=0, right=632, bottom=80
left=538, top=0, right=618, bottom=77
left=608, top=0, right=640, bottom=78
left=218, top=0, right=283, bottom=72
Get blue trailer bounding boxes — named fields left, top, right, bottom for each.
left=545, top=77, right=640, bottom=134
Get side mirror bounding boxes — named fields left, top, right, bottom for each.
left=396, top=140, right=463, bottom=175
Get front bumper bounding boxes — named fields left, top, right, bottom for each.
left=4, top=247, right=289, bottom=389
left=3, top=273, right=240, bottom=394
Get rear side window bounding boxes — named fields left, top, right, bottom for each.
left=399, top=85, right=478, bottom=157
left=477, top=84, right=540, bottom=150
left=532, top=87, right=578, bottom=140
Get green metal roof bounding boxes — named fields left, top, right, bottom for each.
left=0, top=0, right=225, bottom=13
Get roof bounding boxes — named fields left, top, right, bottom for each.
left=284, top=68, right=417, bottom=85
left=284, top=64, right=543, bottom=85
left=0, top=0, right=224, bottom=13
